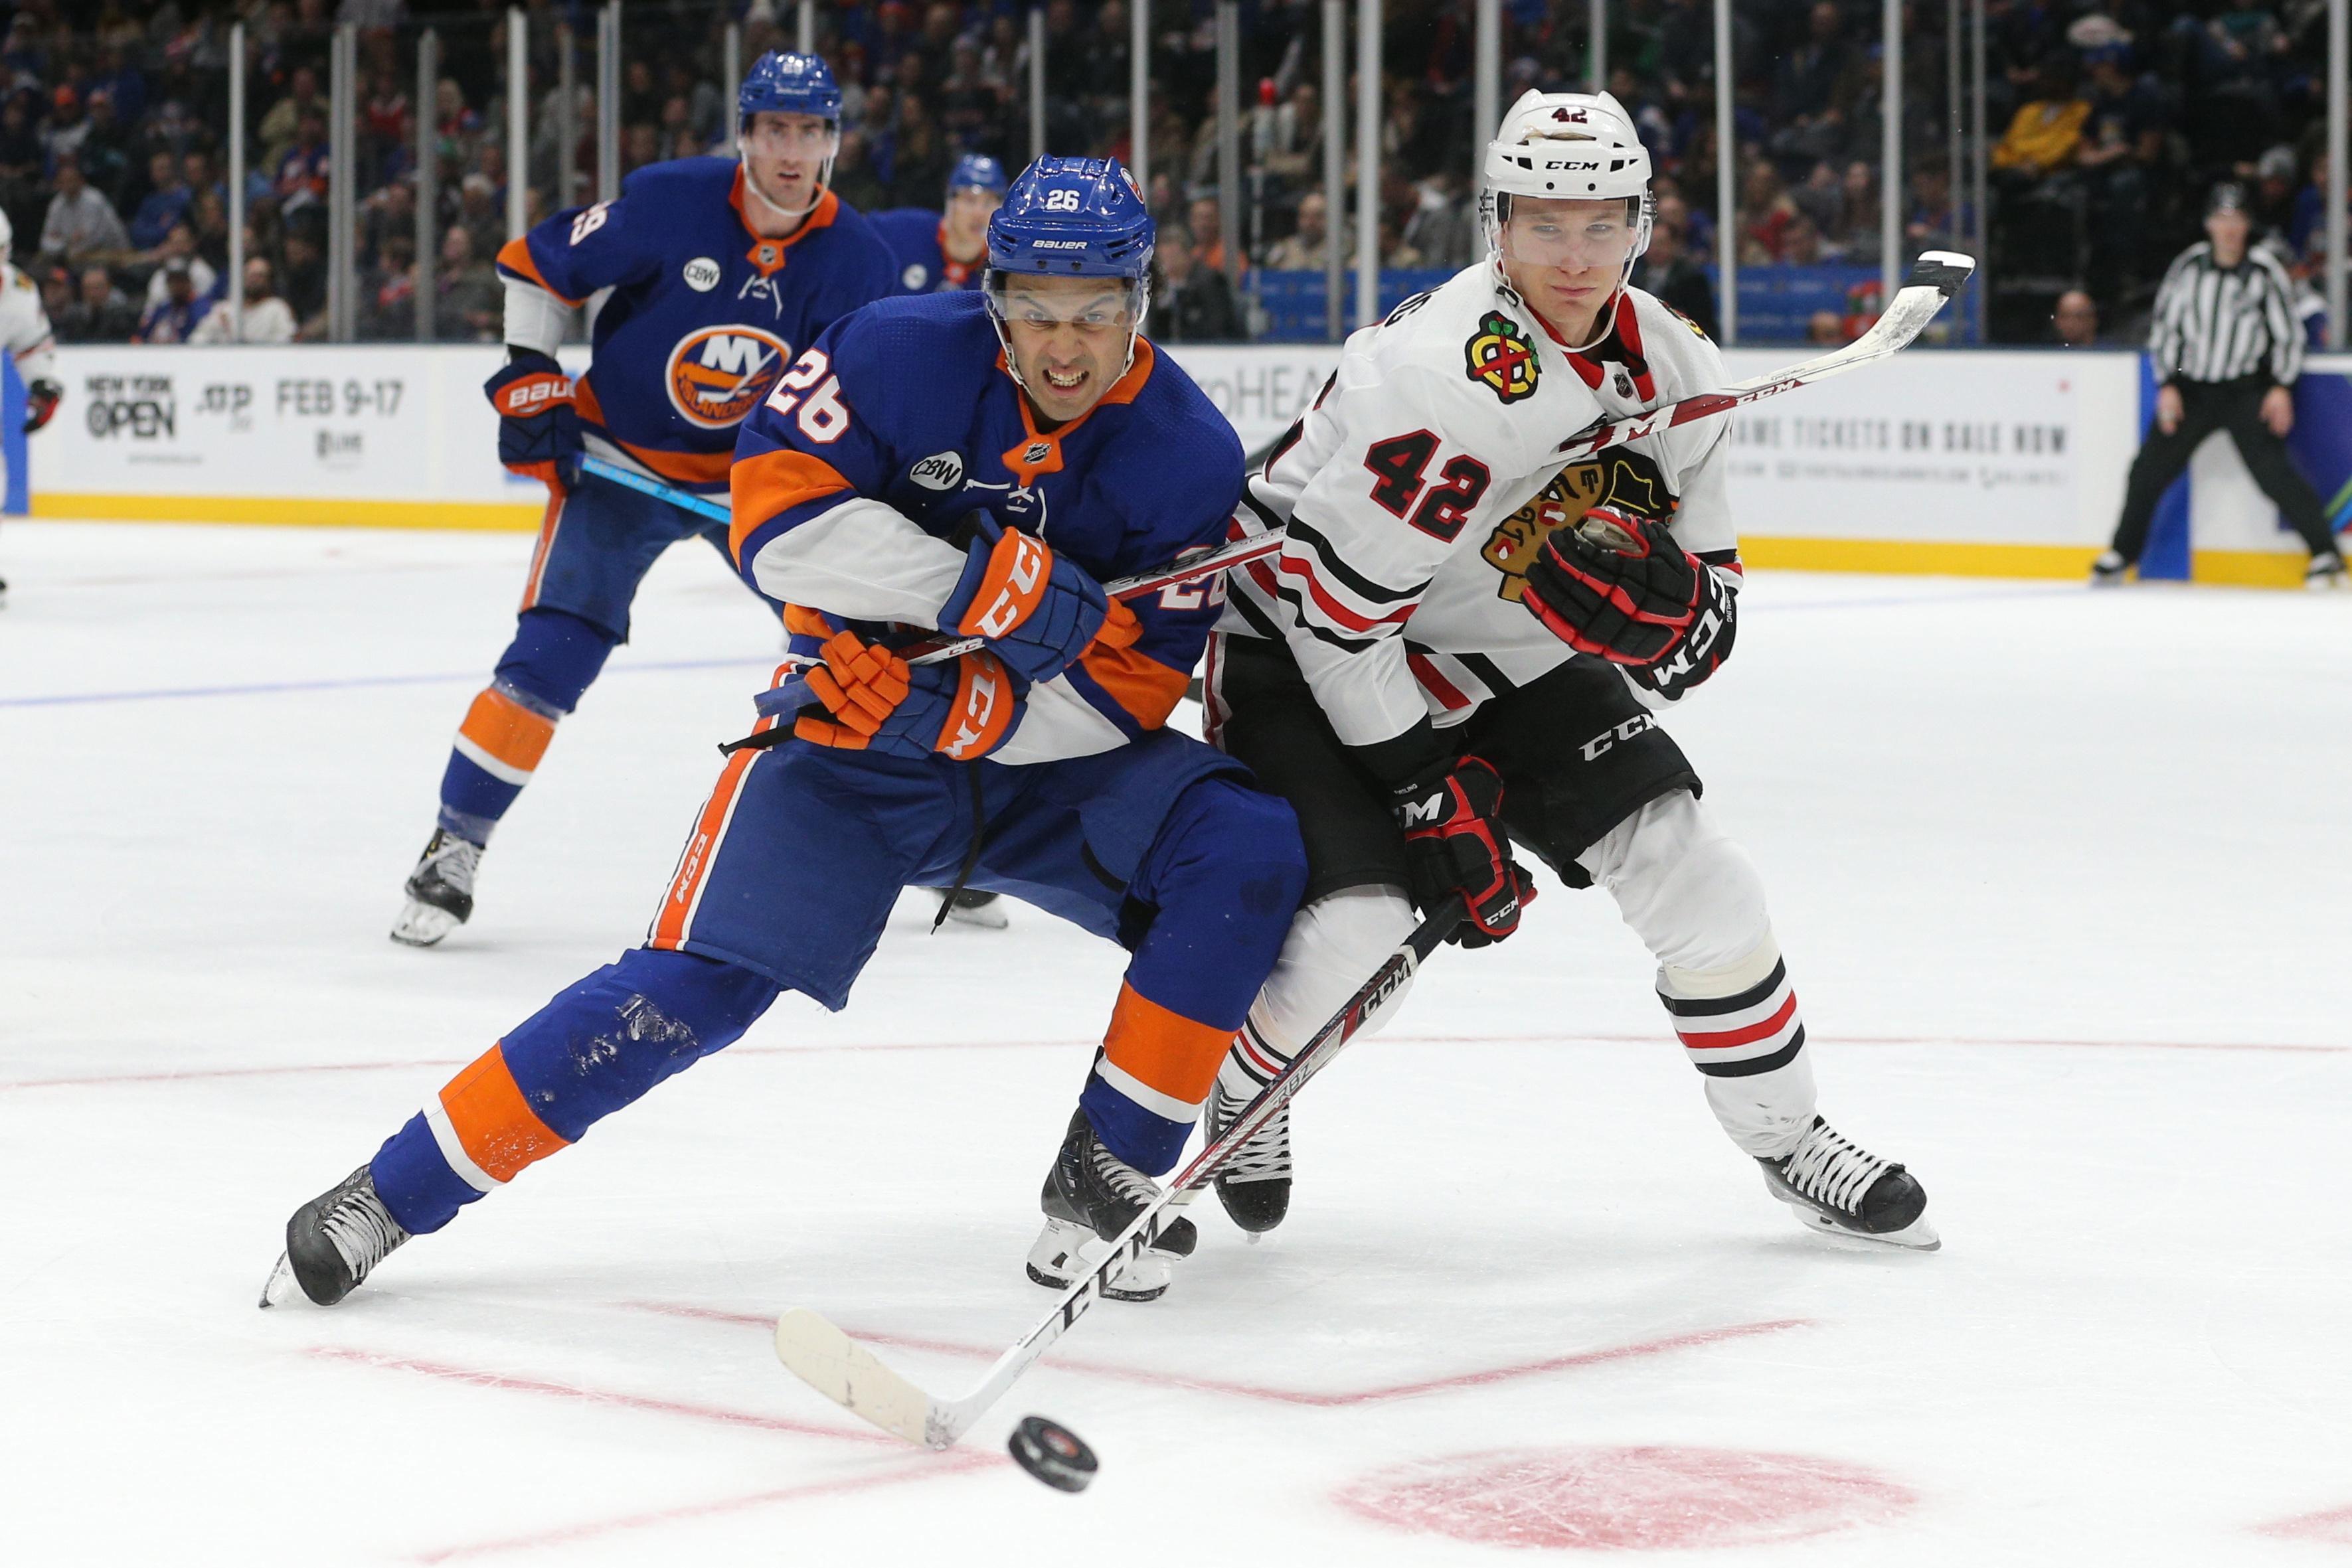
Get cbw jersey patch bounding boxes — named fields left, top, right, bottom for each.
left=1479, top=453, right=1670, bottom=602
left=666, top=326, right=790, bottom=429
left=1465, top=311, right=1540, bottom=403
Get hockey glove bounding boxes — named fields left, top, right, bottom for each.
left=22, top=378, right=61, bottom=434
left=1519, top=505, right=1738, bottom=700
left=483, top=351, right=582, bottom=490
left=793, top=629, right=1021, bottom=761
left=1388, top=755, right=1539, bottom=948
left=935, top=512, right=1135, bottom=684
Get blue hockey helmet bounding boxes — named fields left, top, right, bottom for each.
left=948, top=153, right=1009, bottom=197
left=738, top=51, right=842, bottom=125
left=985, top=156, right=1154, bottom=279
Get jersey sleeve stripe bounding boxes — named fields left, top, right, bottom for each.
left=1286, top=514, right=1430, bottom=603
left=1074, top=641, right=1193, bottom=732
left=728, top=447, right=855, bottom=563
left=495, top=234, right=585, bottom=307
left=1274, top=550, right=1419, bottom=635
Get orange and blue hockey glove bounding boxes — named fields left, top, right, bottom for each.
left=483, top=350, right=582, bottom=490
left=792, top=630, right=1021, bottom=761
left=935, top=512, right=1119, bottom=684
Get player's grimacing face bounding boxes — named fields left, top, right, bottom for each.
left=1000, top=275, right=1135, bottom=423
left=1501, top=195, right=1637, bottom=338
left=742, top=112, right=837, bottom=214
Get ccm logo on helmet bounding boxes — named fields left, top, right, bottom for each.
left=665, top=326, right=790, bottom=429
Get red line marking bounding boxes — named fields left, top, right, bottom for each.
left=412, top=1459, right=993, bottom=1565
left=305, top=1346, right=908, bottom=1449
left=2256, top=1503, right=2352, bottom=1545
left=8, top=1028, right=2339, bottom=1093
left=633, top=1302, right=1808, bottom=1408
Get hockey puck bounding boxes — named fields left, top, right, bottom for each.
left=1007, top=1415, right=1098, bottom=1493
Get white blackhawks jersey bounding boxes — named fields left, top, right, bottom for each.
left=0, top=263, right=57, bottom=385
left=1222, top=262, right=1740, bottom=751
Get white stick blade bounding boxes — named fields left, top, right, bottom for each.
left=774, top=1308, right=939, bottom=1447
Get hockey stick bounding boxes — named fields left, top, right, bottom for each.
left=616, top=250, right=1977, bottom=718
left=773, top=896, right=1467, bottom=1449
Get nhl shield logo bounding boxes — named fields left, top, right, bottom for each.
left=664, top=325, right=790, bottom=429
left=1465, top=311, right=1539, bottom=404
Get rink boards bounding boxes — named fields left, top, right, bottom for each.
left=18, top=341, right=2349, bottom=586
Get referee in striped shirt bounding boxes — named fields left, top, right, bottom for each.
left=2094, top=183, right=2341, bottom=588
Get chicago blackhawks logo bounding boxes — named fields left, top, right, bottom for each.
left=1464, top=311, right=1540, bottom=404
left=664, top=325, right=790, bottom=430
left=1481, top=456, right=1668, bottom=601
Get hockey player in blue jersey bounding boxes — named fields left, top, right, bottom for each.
left=872, top=152, right=1007, bottom=293
left=392, top=50, right=898, bottom=947
left=267, top=157, right=1309, bottom=1312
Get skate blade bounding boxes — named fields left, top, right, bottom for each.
left=1023, top=1219, right=1174, bottom=1302
left=390, top=900, right=460, bottom=947
left=940, top=900, right=1010, bottom=930
left=258, top=1251, right=297, bottom=1308
left=1783, top=1200, right=1942, bottom=1252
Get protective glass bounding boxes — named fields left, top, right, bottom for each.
left=985, top=276, right=1145, bottom=337
left=741, top=114, right=839, bottom=159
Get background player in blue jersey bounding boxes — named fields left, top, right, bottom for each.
left=392, top=50, right=897, bottom=947
left=872, top=153, right=1007, bottom=294
left=268, top=159, right=1307, bottom=1312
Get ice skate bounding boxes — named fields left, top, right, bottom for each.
left=1760, top=1117, right=1938, bottom=1250
left=260, top=1164, right=411, bottom=1307
left=1207, top=1074, right=1291, bottom=1236
left=2088, top=550, right=2130, bottom=586
left=2306, top=550, right=2345, bottom=590
left=1026, top=1110, right=1198, bottom=1302
left=934, top=887, right=1009, bottom=929
left=391, top=828, right=481, bottom=947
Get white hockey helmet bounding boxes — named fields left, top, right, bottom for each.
left=1481, top=88, right=1654, bottom=266
left=0, top=205, right=12, bottom=266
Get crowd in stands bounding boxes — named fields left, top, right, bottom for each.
left=1, top=0, right=2341, bottom=348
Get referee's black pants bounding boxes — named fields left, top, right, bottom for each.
left=2108, top=374, right=2336, bottom=564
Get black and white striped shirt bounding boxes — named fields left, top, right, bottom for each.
left=2147, top=242, right=2304, bottom=386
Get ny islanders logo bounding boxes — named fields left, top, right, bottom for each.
left=665, top=326, right=790, bottom=429
left=1464, top=311, right=1539, bottom=404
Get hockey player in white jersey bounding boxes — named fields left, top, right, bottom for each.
left=1203, top=90, right=1936, bottom=1249
left=0, top=208, right=65, bottom=607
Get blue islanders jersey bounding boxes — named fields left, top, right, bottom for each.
left=871, top=207, right=983, bottom=293
left=497, top=159, right=897, bottom=493
left=728, top=291, right=1245, bottom=763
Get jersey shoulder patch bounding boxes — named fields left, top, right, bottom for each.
left=1464, top=309, right=1541, bottom=404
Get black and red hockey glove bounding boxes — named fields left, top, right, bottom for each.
left=23, top=377, right=61, bottom=434
left=483, top=350, right=582, bottom=490
left=1388, top=755, right=1538, bottom=948
left=1519, top=504, right=1737, bottom=700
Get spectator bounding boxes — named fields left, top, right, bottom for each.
left=1632, top=216, right=1719, bottom=339
left=77, top=90, right=134, bottom=202
left=140, top=222, right=216, bottom=311
left=41, top=84, right=92, bottom=169
left=457, top=173, right=501, bottom=268
left=362, top=233, right=417, bottom=339
left=2289, top=153, right=2343, bottom=262
left=1806, top=308, right=1847, bottom=344
left=57, top=264, right=139, bottom=343
left=1401, top=168, right=1477, bottom=272
left=191, top=256, right=300, bottom=344
left=1992, top=58, right=2091, bottom=181
left=1264, top=189, right=1347, bottom=272
left=435, top=225, right=499, bottom=343
left=126, top=149, right=191, bottom=250
left=1188, top=193, right=1244, bottom=277
left=1380, top=217, right=1424, bottom=271
left=258, top=67, right=326, bottom=173
left=1738, top=160, right=1800, bottom=262
left=2052, top=288, right=2100, bottom=345
left=1770, top=3, right=1857, bottom=171
left=35, top=260, right=72, bottom=326
left=1150, top=225, right=1244, bottom=343
left=276, top=110, right=331, bottom=214
left=281, top=226, right=329, bottom=335
left=40, top=155, right=129, bottom=266
left=2250, top=145, right=2299, bottom=241
left=134, top=256, right=212, bottom=343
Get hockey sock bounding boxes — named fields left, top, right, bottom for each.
left=1080, top=777, right=1307, bottom=1174
left=369, top=947, right=778, bottom=1233
left=1660, top=939, right=1817, bottom=1160
left=435, top=607, right=618, bottom=842
left=1220, top=888, right=1420, bottom=1104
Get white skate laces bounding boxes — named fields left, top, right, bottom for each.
left=322, top=1182, right=410, bottom=1279
left=1211, top=1081, right=1291, bottom=1183
left=1776, top=1119, right=1889, bottom=1214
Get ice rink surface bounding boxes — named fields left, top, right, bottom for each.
left=4, top=519, right=2349, bottom=1566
